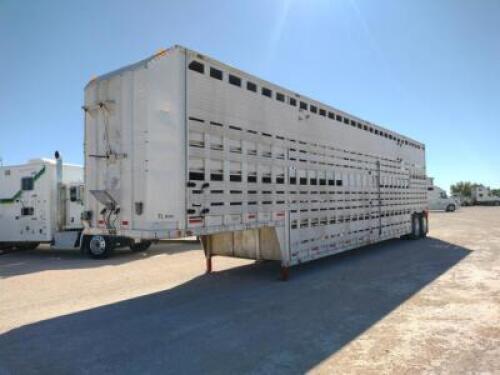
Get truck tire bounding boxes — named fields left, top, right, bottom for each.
left=446, top=204, right=456, bottom=212
left=130, top=241, right=152, bottom=252
left=410, top=213, right=421, bottom=240
left=419, top=214, right=428, bottom=238
left=0, top=243, right=14, bottom=251
left=16, top=242, right=40, bottom=251
left=85, top=235, right=114, bottom=259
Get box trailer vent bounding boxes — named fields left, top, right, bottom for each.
left=21, top=207, right=34, bottom=216
left=135, top=202, right=144, bottom=215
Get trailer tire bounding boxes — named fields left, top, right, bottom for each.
left=130, top=241, right=152, bottom=252
left=419, top=214, right=428, bottom=238
left=85, top=235, right=114, bottom=259
left=410, top=214, right=421, bottom=240
left=446, top=204, right=456, bottom=212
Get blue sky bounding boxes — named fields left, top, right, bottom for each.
left=0, top=0, right=499, bottom=191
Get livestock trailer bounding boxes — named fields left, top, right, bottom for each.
left=0, top=154, right=84, bottom=251
left=82, top=45, right=428, bottom=277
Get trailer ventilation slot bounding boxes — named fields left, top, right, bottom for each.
left=21, top=207, right=34, bottom=216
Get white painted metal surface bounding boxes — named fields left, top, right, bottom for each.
left=0, top=158, right=83, bottom=246
left=427, top=178, right=459, bottom=211
left=83, top=45, right=427, bottom=266
left=471, top=185, right=500, bottom=205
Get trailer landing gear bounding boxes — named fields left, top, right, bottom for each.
left=205, top=255, right=212, bottom=274
left=280, top=266, right=289, bottom=281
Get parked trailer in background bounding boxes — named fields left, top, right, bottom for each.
left=471, top=185, right=500, bottom=206
left=82, top=45, right=428, bottom=277
left=0, top=153, right=84, bottom=251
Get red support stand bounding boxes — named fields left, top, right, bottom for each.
left=206, top=256, right=212, bottom=274
left=280, top=266, right=289, bottom=281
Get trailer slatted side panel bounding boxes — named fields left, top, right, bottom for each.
left=183, top=49, right=426, bottom=265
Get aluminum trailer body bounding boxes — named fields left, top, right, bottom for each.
left=83, top=45, right=428, bottom=272
left=0, top=157, right=84, bottom=250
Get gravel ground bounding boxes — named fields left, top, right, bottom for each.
left=0, top=207, right=499, bottom=374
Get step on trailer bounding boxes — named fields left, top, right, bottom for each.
left=82, top=45, right=428, bottom=277
left=0, top=153, right=84, bottom=252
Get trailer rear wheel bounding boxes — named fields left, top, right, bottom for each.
left=410, top=214, right=421, bottom=240
left=130, top=241, right=152, bottom=252
left=419, top=214, right=428, bottom=238
left=86, top=235, right=114, bottom=259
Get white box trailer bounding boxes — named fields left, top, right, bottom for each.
left=471, top=185, right=500, bottom=206
left=0, top=153, right=84, bottom=251
left=82, top=45, right=428, bottom=277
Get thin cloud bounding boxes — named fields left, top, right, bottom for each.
left=266, top=0, right=293, bottom=63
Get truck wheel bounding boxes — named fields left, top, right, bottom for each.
left=410, top=214, right=421, bottom=240
left=419, top=214, right=428, bottom=238
left=446, top=204, right=456, bottom=212
left=16, top=242, right=40, bottom=251
left=86, top=235, right=114, bottom=259
left=0, top=243, right=14, bottom=251
left=130, top=241, right=152, bottom=252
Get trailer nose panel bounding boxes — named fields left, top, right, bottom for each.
left=85, top=78, right=126, bottom=230
left=84, top=50, right=187, bottom=237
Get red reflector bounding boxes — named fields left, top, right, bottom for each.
left=98, top=220, right=104, bottom=224
left=248, top=214, right=256, bottom=218
left=189, top=217, right=203, bottom=224
left=121, top=220, right=129, bottom=225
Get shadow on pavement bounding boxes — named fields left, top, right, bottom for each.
left=0, top=237, right=471, bottom=374
left=0, top=240, right=201, bottom=278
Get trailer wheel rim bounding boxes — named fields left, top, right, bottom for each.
left=422, top=216, right=428, bottom=234
left=89, top=236, right=106, bottom=255
left=414, top=216, right=420, bottom=236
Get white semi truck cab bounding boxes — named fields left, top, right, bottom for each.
left=427, top=184, right=459, bottom=212
left=0, top=153, right=84, bottom=252
left=471, top=185, right=500, bottom=206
